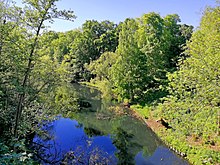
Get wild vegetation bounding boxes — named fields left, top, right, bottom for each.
left=0, top=0, right=219, bottom=164
left=154, top=6, right=220, bottom=164
left=0, top=0, right=76, bottom=163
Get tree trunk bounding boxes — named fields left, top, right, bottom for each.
left=13, top=13, right=47, bottom=137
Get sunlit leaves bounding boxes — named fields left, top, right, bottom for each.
left=0, top=0, right=76, bottom=139
left=21, top=0, right=76, bottom=30
left=70, top=20, right=118, bottom=81
left=158, top=6, right=220, bottom=141
left=106, top=13, right=190, bottom=102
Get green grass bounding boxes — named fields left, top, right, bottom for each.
left=131, top=104, right=151, bottom=119
left=158, top=131, right=220, bottom=165
left=131, top=104, right=220, bottom=165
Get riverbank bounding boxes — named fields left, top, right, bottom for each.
left=130, top=105, right=220, bottom=165
left=81, top=82, right=219, bottom=164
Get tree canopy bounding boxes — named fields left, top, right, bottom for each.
left=0, top=0, right=219, bottom=164
left=158, top=6, right=220, bottom=139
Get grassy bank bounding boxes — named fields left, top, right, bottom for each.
left=131, top=105, right=220, bottom=165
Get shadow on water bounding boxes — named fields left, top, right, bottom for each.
left=31, top=83, right=189, bottom=165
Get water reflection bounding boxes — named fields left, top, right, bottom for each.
left=113, top=127, right=134, bottom=164
left=32, top=118, right=117, bottom=164
left=32, top=84, right=188, bottom=164
left=32, top=117, right=188, bottom=165
left=135, top=147, right=189, bottom=165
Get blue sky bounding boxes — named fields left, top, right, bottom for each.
left=15, top=0, right=217, bottom=32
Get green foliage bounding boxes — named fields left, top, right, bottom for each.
left=131, top=105, right=151, bottom=119
left=0, top=1, right=29, bottom=136
left=111, top=18, right=145, bottom=101
left=1, top=0, right=218, bottom=164
left=152, top=5, right=220, bottom=164
left=157, top=6, right=220, bottom=139
left=69, top=20, right=119, bottom=81
left=157, top=130, right=220, bottom=165
left=86, top=52, right=118, bottom=81
left=163, top=15, right=193, bottom=68
left=0, top=139, right=37, bottom=164
left=88, top=13, right=192, bottom=103
left=0, top=0, right=76, bottom=163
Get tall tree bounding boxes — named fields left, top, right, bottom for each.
left=158, top=6, right=220, bottom=140
left=13, top=0, right=75, bottom=137
left=88, top=13, right=193, bottom=103
left=0, top=0, right=28, bottom=135
left=70, top=20, right=118, bottom=81
left=111, top=18, right=145, bottom=101
left=164, top=14, right=193, bottom=69
left=136, top=13, right=168, bottom=87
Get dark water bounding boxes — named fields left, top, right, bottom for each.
left=32, top=84, right=188, bottom=165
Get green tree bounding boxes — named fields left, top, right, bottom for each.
left=0, top=1, right=28, bottom=135
left=158, top=6, right=220, bottom=141
left=111, top=18, right=145, bottom=101
left=86, top=52, right=118, bottom=81
left=86, top=52, right=118, bottom=98
left=136, top=13, right=169, bottom=101
left=2, top=0, right=76, bottom=137
left=88, top=13, right=192, bottom=104
left=164, top=14, right=193, bottom=69
left=70, top=20, right=118, bottom=81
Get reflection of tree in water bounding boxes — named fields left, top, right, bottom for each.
left=33, top=140, right=117, bottom=164
left=113, top=127, right=134, bottom=165
left=33, top=133, right=64, bottom=164
left=32, top=123, right=117, bottom=164
left=84, top=127, right=104, bottom=137
left=61, top=146, right=117, bottom=165
left=31, top=119, right=63, bottom=163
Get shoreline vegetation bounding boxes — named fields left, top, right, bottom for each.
left=81, top=5, right=220, bottom=164
left=129, top=105, right=220, bottom=165
left=0, top=0, right=219, bottom=164
left=84, top=81, right=220, bottom=165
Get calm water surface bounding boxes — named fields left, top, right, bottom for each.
left=32, top=84, right=188, bottom=165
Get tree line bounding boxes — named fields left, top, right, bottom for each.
left=0, top=0, right=219, bottom=164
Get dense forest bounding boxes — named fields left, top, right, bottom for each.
left=0, top=0, right=219, bottom=164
